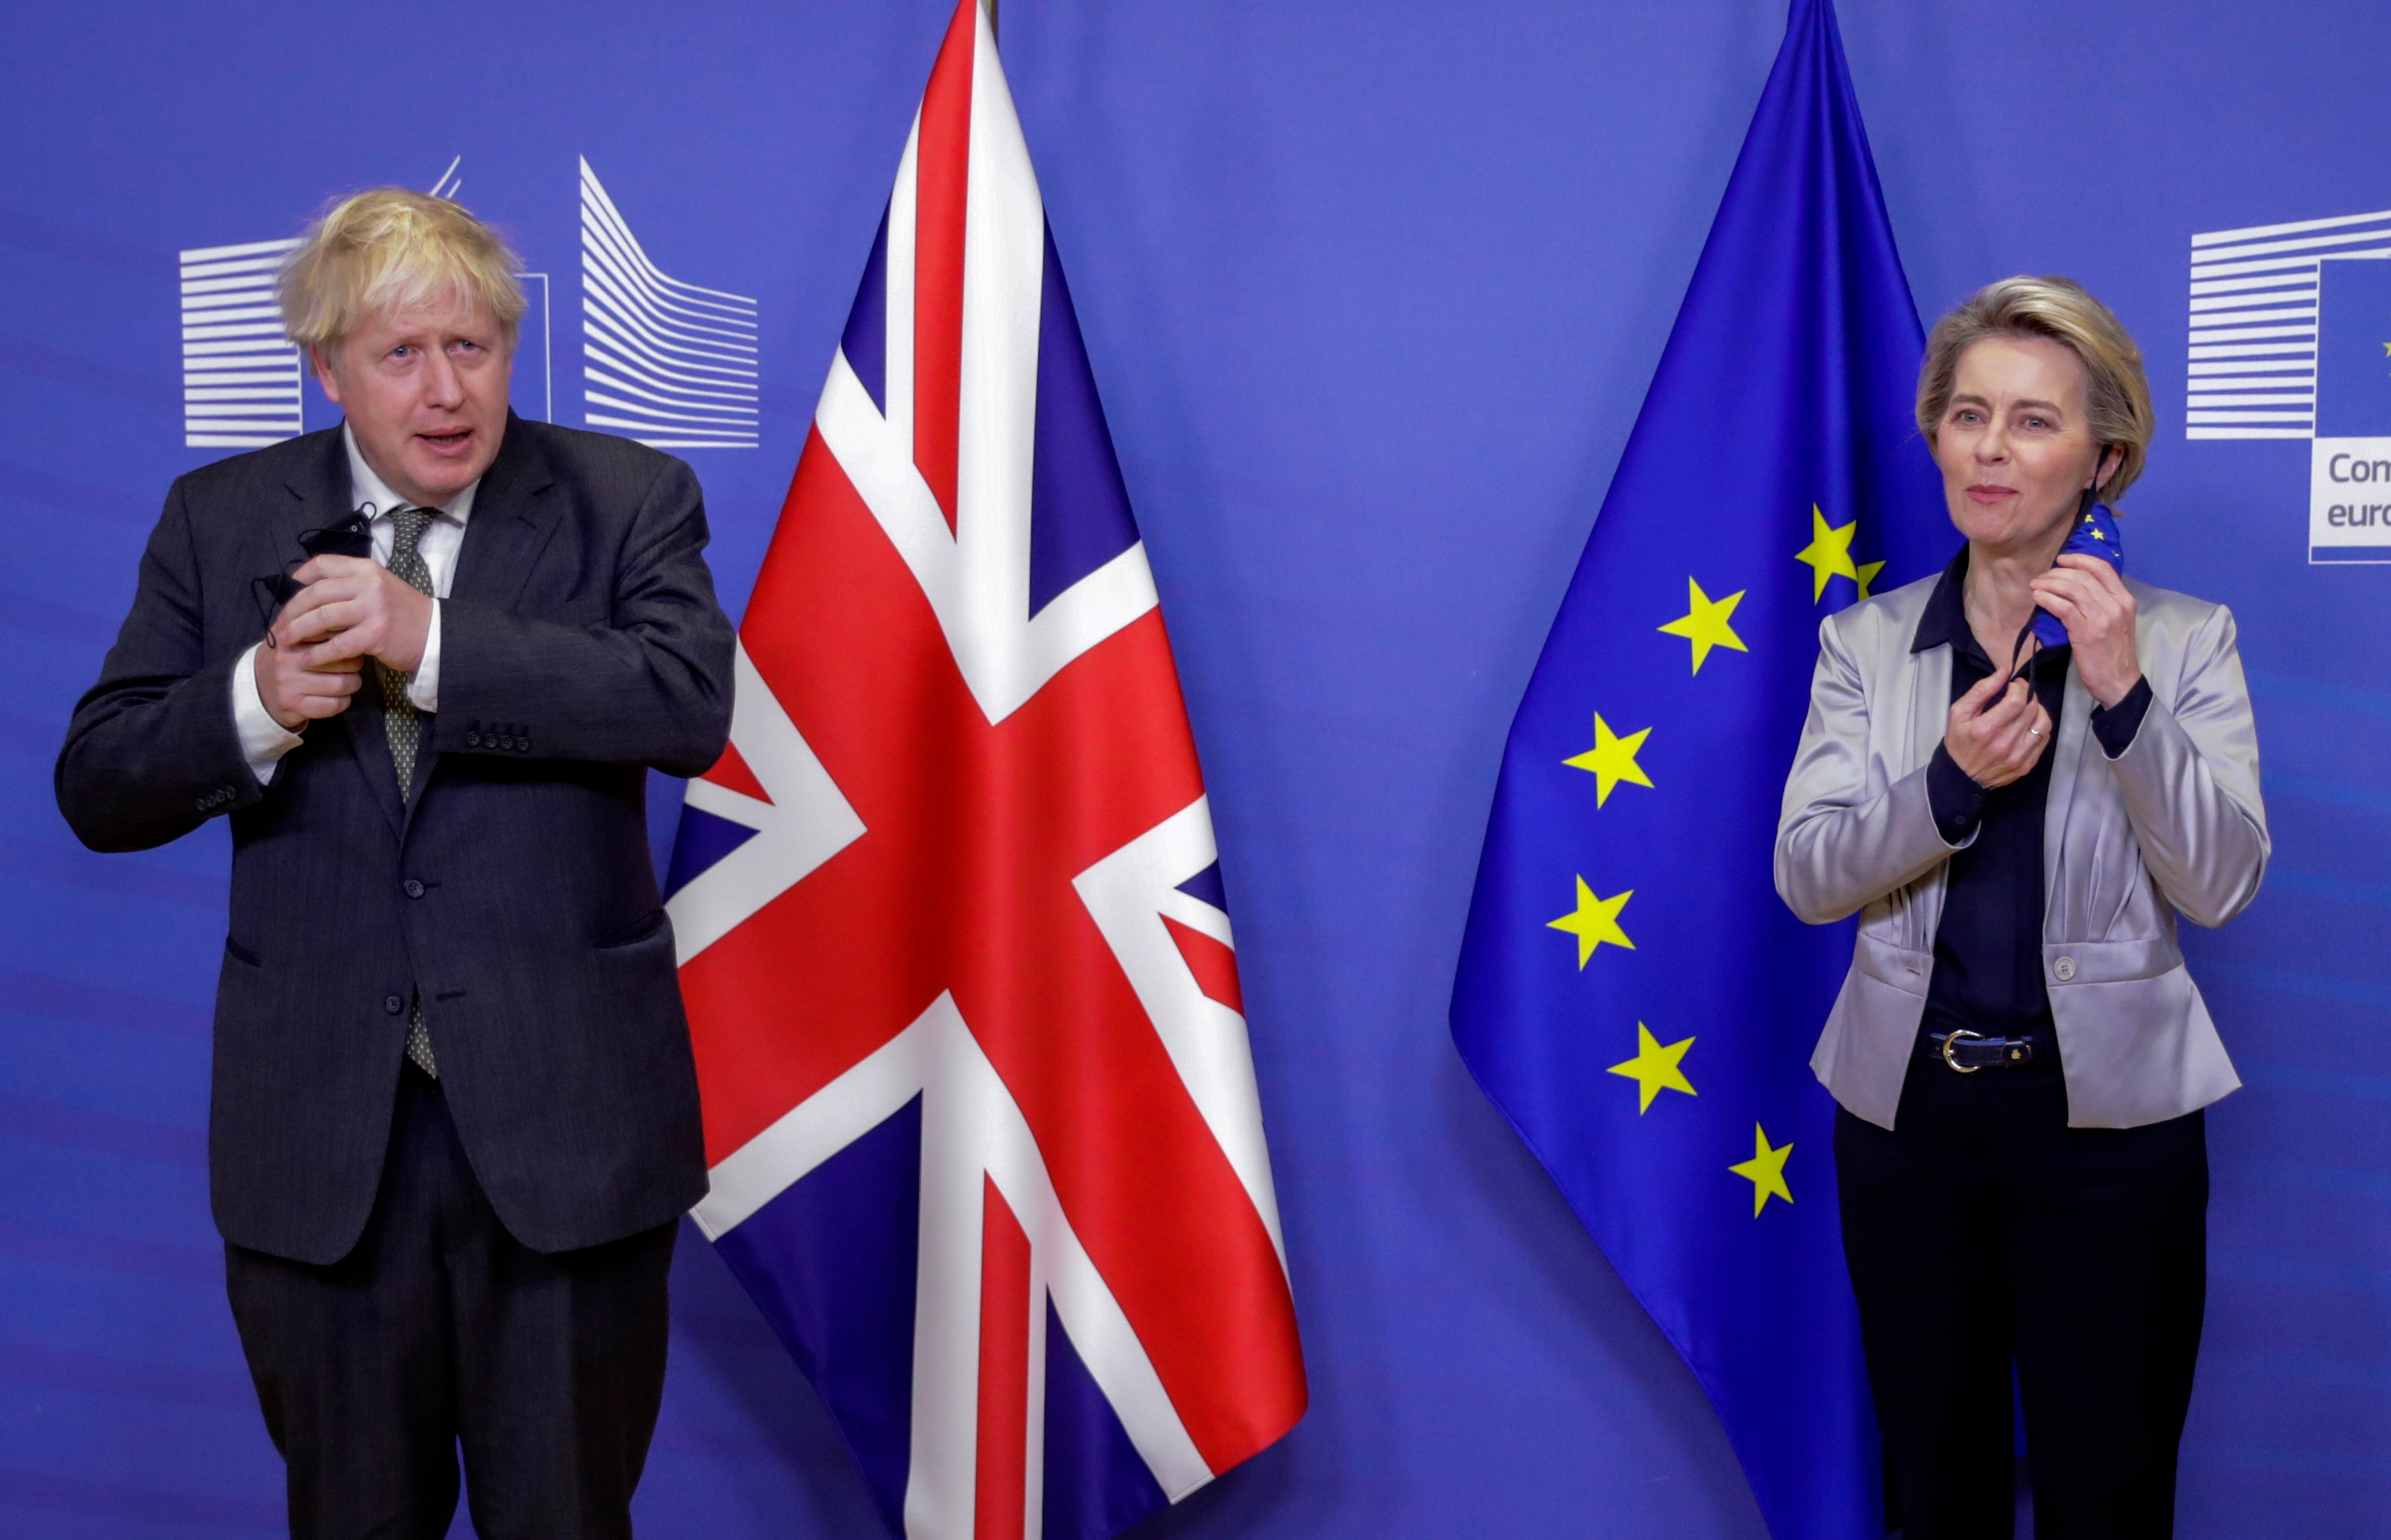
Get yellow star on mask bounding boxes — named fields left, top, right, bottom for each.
left=1657, top=577, right=1749, bottom=674
left=1793, top=504, right=1886, bottom=602
left=1607, top=1023, right=1695, bottom=1112
left=1562, top=714, right=1653, bottom=807
left=1547, top=876, right=1634, bottom=966
left=1729, top=1123, right=1794, bottom=1216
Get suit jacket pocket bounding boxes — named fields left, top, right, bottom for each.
left=593, top=907, right=667, bottom=950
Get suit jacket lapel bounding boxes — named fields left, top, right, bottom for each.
left=449, top=413, right=560, bottom=612
left=402, top=415, right=559, bottom=831
left=278, top=428, right=407, bottom=843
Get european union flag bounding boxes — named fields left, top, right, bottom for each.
left=1449, top=3, right=1945, bottom=1535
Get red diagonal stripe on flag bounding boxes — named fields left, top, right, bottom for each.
left=700, top=738, right=771, bottom=803
left=1162, top=916, right=1243, bottom=1015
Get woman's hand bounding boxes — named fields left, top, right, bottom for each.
left=2031, top=553, right=2141, bottom=708
left=1945, top=667, right=2052, bottom=789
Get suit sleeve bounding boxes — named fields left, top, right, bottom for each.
left=55, top=478, right=265, bottom=852
left=1775, top=612, right=1970, bottom=924
left=2105, top=603, right=2270, bottom=927
left=428, top=457, right=733, bottom=776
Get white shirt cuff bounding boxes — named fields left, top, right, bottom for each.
left=231, top=641, right=305, bottom=784
left=407, top=600, right=442, bottom=713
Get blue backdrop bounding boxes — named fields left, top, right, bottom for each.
left=1, top=3, right=2384, bottom=1536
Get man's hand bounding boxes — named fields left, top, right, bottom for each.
left=255, top=633, right=364, bottom=730
left=277, top=554, right=433, bottom=673
left=2030, top=552, right=2141, bottom=709
left=1944, top=666, right=2052, bottom=789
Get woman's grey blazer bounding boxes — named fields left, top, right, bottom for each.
left=1775, top=567, right=2269, bottom=1131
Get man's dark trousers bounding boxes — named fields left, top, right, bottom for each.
left=227, top=1064, right=678, bottom=1538
left=57, top=416, right=736, bottom=1535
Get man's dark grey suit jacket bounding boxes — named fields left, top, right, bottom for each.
left=56, top=415, right=735, bottom=1265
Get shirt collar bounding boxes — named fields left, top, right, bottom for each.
left=1910, top=542, right=2069, bottom=674
left=343, top=422, right=480, bottom=525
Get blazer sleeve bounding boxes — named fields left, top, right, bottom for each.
left=1774, top=610, right=1968, bottom=924
left=2104, top=602, right=2270, bottom=927
left=429, top=457, right=733, bottom=777
left=55, top=477, right=264, bottom=853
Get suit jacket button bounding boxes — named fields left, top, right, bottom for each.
left=466, top=732, right=482, bottom=747
left=2054, top=956, right=2077, bottom=982
left=402, top=879, right=426, bottom=899
left=383, top=994, right=405, bottom=1015
left=500, top=735, right=516, bottom=750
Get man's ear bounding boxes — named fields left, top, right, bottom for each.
left=310, top=344, right=345, bottom=405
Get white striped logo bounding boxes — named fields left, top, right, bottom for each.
left=179, top=235, right=305, bottom=449
left=578, top=158, right=760, bottom=449
left=2185, top=206, right=2391, bottom=440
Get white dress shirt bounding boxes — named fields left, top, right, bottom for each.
left=229, top=425, right=481, bottom=782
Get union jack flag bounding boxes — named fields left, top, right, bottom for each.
left=663, top=4, right=1307, bottom=1536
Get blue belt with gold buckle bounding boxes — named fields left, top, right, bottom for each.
left=1931, top=1029, right=2037, bottom=1073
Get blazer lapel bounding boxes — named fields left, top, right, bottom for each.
left=402, top=415, right=559, bottom=831
left=277, top=428, right=407, bottom=844
left=448, top=413, right=560, bottom=612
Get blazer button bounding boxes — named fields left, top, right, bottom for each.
left=402, top=879, right=426, bottom=899
left=2054, top=956, right=2077, bottom=982
left=466, top=732, right=482, bottom=747
left=499, top=734, right=515, bottom=751
left=383, top=994, right=405, bottom=1015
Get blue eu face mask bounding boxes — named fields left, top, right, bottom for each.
left=2029, top=496, right=2124, bottom=652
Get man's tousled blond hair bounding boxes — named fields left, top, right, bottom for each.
left=278, top=189, right=526, bottom=355
left=1917, top=275, right=2155, bottom=502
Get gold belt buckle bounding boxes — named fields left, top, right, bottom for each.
left=1940, top=1028, right=1982, bottom=1074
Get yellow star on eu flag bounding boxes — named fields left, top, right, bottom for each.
left=1657, top=577, right=1749, bottom=674
left=1607, top=1023, right=1695, bottom=1112
left=1562, top=714, right=1653, bottom=807
left=1547, top=876, right=1634, bottom=966
left=1729, top=1123, right=1794, bottom=1216
left=1794, top=504, right=1885, bottom=602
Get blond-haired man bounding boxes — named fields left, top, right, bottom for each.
left=58, top=189, right=734, bottom=1537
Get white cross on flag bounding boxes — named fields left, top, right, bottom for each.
left=662, top=4, right=1309, bottom=1537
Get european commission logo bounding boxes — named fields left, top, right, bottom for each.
left=177, top=157, right=754, bottom=453
left=2185, top=208, right=2391, bottom=563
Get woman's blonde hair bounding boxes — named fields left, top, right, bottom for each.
left=278, top=189, right=527, bottom=355
left=1916, top=275, right=2155, bottom=502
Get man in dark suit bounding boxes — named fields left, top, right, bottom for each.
left=56, top=189, right=734, bottom=1538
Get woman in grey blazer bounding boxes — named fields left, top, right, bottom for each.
left=1776, top=276, right=2267, bottom=1539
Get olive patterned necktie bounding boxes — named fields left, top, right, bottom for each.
left=379, top=506, right=440, bottom=1078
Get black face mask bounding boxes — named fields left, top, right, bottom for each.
left=250, top=510, right=375, bottom=642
